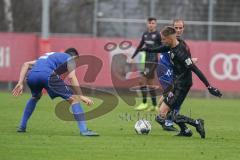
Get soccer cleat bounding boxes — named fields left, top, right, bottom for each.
left=162, top=124, right=178, bottom=132
left=146, top=106, right=157, bottom=112
left=155, top=116, right=178, bottom=131
left=175, top=128, right=193, bottom=137
left=80, top=129, right=99, bottom=136
left=155, top=115, right=165, bottom=126
left=196, top=119, right=205, bottom=139
left=134, top=103, right=148, bottom=111
left=17, top=127, right=26, bottom=133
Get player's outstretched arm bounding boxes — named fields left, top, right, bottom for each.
left=12, top=61, right=36, bottom=96
left=191, top=64, right=222, bottom=97
left=139, top=45, right=170, bottom=53
left=67, top=71, right=94, bottom=106
left=131, top=35, right=145, bottom=59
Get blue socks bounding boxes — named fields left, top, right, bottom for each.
left=19, top=99, right=87, bottom=133
left=71, top=103, right=87, bottom=133
left=19, top=98, right=38, bottom=129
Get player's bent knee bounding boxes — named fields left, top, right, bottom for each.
left=159, top=102, right=170, bottom=116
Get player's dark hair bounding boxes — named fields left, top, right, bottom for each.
left=64, top=48, right=79, bottom=57
left=147, top=17, right=157, bottom=22
left=161, top=26, right=176, bottom=36
left=172, top=18, right=185, bottom=27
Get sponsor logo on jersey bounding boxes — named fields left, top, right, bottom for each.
left=144, top=40, right=154, bottom=45
left=152, top=34, right=156, bottom=39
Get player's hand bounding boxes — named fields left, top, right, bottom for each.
left=12, top=83, right=24, bottom=96
left=80, top=96, right=94, bottom=106
left=192, top=58, right=198, bottom=64
left=208, top=86, right=222, bottom=97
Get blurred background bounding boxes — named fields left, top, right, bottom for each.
left=0, top=0, right=240, bottom=97
left=1, top=0, right=240, bottom=40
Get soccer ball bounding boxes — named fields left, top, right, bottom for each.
left=134, top=119, right=151, bottom=135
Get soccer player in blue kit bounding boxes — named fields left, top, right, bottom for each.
left=12, top=48, right=99, bottom=136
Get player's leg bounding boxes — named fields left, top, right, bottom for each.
left=146, top=77, right=157, bottom=111
left=168, top=85, right=205, bottom=138
left=170, top=112, right=205, bottom=138
left=17, top=72, right=43, bottom=132
left=66, top=96, right=98, bottom=136
left=17, top=95, right=42, bottom=132
left=145, top=62, right=157, bottom=111
left=166, top=111, right=193, bottom=137
left=160, top=86, right=193, bottom=135
left=158, top=94, right=179, bottom=131
left=164, top=86, right=205, bottom=137
left=155, top=101, right=178, bottom=131
left=47, top=74, right=98, bottom=136
left=155, top=101, right=170, bottom=126
left=134, top=76, right=148, bottom=110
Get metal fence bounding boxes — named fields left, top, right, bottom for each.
left=1, top=0, right=240, bottom=41
left=95, top=0, right=240, bottom=41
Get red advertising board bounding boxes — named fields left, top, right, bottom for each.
left=0, top=33, right=37, bottom=81
left=0, top=32, right=239, bottom=92
left=188, top=41, right=240, bottom=92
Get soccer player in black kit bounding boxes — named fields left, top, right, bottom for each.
left=150, top=26, right=222, bottom=138
left=158, top=19, right=198, bottom=132
left=130, top=17, right=162, bottom=111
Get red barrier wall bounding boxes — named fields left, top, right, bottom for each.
left=0, top=33, right=37, bottom=81
left=0, top=33, right=239, bottom=92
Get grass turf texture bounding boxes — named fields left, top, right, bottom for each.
left=0, top=92, right=240, bottom=160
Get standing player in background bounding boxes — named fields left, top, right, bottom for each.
left=174, top=19, right=185, bottom=39
left=130, top=17, right=162, bottom=111
left=12, top=48, right=99, bottom=136
left=152, top=26, right=222, bottom=138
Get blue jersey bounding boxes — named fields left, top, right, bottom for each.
left=27, top=52, right=73, bottom=100
left=30, top=52, right=71, bottom=75
left=157, top=52, right=174, bottom=92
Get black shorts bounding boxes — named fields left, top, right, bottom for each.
left=163, top=84, right=191, bottom=110
left=142, top=61, right=157, bottom=79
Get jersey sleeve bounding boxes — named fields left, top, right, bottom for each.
left=175, top=47, right=193, bottom=68
left=191, top=64, right=210, bottom=87
left=148, top=45, right=170, bottom=53
left=176, top=48, right=210, bottom=87
left=131, top=33, right=145, bottom=59
left=156, top=32, right=162, bottom=46
left=182, top=40, right=191, bottom=54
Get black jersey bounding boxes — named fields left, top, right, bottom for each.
left=132, top=30, right=161, bottom=62
left=177, top=37, right=191, bottom=54
left=170, top=39, right=193, bottom=87
left=142, top=31, right=161, bottom=48
left=146, top=38, right=210, bottom=88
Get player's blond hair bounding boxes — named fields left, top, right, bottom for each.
left=161, top=26, right=176, bottom=36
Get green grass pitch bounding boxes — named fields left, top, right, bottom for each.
left=0, top=92, right=240, bottom=160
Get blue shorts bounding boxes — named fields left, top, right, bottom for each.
left=27, top=71, right=73, bottom=100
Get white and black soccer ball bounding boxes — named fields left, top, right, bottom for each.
left=134, top=119, right=151, bottom=135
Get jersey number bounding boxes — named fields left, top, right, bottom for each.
left=39, top=52, right=55, bottom=59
